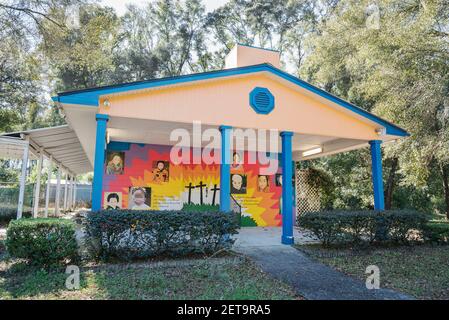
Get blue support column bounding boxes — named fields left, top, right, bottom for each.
left=219, top=125, right=232, bottom=212
left=369, top=140, right=385, bottom=210
left=92, top=114, right=109, bottom=212
left=281, top=131, right=294, bottom=245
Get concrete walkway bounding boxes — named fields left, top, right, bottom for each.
left=233, top=227, right=413, bottom=300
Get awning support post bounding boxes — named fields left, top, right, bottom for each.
left=33, top=149, right=44, bottom=218
left=281, top=131, right=294, bottom=245
left=17, top=139, right=29, bottom=220
left=369, top=140, right=385, bottom=210
left=55, top=167, right=61, bottom=217
left=44, top=155, right=53, bottom=218
left=219, top=125, right=232, bottom=212
left=92, top=114, right=109, bottom=212
left=63, top=172, right=68, bottom=212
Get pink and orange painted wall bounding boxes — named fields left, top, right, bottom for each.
left=102, top=142, right=286, bottom=227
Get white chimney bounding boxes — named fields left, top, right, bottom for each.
left=224, top=44, right=281, bottom=69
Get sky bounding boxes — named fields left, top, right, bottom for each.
left=101, top=0, right=229, bottom=15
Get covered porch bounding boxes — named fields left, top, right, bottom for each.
left=52, top=45, right=408, bottom=245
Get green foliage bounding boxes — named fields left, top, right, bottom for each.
left=84, top=210, right=238, bottom=261
left=6, top=219, right=79, bottom=267
left=182, top=203, right=219, bottom=212
left=425, top=221, right=449, bottom=243
left=2, top=0, right=448, bottom=219
left=300, top=210, right=429, bottom=246
left=241, top=216, right=258, bottom=227
left=302, top=0, right=449, bottom=216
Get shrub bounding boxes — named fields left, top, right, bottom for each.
left=299, top=210, right=428, bottom=246
left=85, top=210, right=239, bottom=261
left=6, top=218, right=79, bottom=267
left=424, top=221, right=449, bottom=243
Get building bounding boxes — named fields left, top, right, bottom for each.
left=52, top=44, right=408, bottom=244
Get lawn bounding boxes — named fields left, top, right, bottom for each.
left=0, top=253, right=299, bottom=300
left=296, top=244, right=449, bottom=300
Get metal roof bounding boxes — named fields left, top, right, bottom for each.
left=1, top=125, right=92, bottom=174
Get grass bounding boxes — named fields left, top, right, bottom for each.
left=0, top=254, right=299, bottom=300
left=296, top=243, right=449, bottom=300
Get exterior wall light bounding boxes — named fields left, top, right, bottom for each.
left=103, top=99, right=111, bottom=107
left=375, top=128, right=386, bottom=136
left=302, top=147, right=323, bottom=157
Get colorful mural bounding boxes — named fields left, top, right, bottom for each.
left=102, top=142, right=284, bottom=227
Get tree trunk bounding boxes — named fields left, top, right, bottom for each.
left=441, top=164, right=449, bottom=220
left=384, top=157, right=398, bottom=210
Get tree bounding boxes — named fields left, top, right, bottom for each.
left=302, top=0, right=449, bottom=217
left=43, top=4, right=119, bottom=91
left=0, top=0, right=86, bottom=132
left=113, top=0, right=209, bottom=81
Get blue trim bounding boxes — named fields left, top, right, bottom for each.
left=96, top=113, right=109, bottom=121
left=281, top=131, right=294, bottom=245
left=107, top=141, right=131, bottom=151
left=369, top=140, right=385, bottom=210
left=219, top=126, right=232, bottom=212
left=53, top=64, right=408, bottom=137
left=91, top=114, right=109, bottom=212
left=249, top=87, right=275, bottom=114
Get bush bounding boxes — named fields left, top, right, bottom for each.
left=299, top=210, right=428, bottom=246
left=6, top=218, right=79, bottom=267
left=424, top=221, right=449, bottom=243
left=85, top=210, right=239, bottom=261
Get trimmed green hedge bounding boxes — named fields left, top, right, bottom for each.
left=6, top=218, right=79, bottom=267
left=425, top=221, right=449, bottom=243
left=85, top=210, right=239, bottom=261
left=299, top=210, right=429, bottom=246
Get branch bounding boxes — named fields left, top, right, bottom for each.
left=0, top=4, right=65, bottom=29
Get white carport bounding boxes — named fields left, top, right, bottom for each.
left=0, top=125, right=92, bottom=219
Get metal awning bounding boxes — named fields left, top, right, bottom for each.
left=1, top=125, right=92, bottom=174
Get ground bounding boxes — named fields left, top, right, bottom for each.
left=296, top=244, right=449, bottom=300
left=0, top=251, right=299, bottom=300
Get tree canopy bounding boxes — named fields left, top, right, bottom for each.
left=0, top=0, right=448, bottom=217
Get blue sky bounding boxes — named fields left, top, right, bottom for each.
left=101, top=0, right=229, bottom=15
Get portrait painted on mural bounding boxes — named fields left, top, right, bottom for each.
left=275, top=174, right=295, bottom=187
left=103, top=192, right=122, bottom=210
left=106, top=151, right=125, bottom=175
left=257, top=175, right=270, bottom=192
left=128, top=187, right=151, bottom=210
left=231, top=151, right=243, bottom=170
left=275, top=174, right=282, bottom=186
left=151, top=160, right=169, bottom=183
left=231, top=174, right=247, bottom=194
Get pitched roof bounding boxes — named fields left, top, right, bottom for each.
left=52, top=63, right=409, bottom=137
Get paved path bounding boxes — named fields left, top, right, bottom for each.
left=233, top=228, right=413, bottom=300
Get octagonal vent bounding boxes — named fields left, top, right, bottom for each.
left=249, top=87, right=275, bottom=114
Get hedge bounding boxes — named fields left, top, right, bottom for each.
left=299, top=210, right=429, bottom=246
left=84, top=210, right=239, bottom=261
left=6, top=218, right=79, bottom=267
left=425, top=221, right=449, bottom=243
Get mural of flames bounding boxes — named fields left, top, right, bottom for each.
left=103, top=144, right=282, bottom=227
